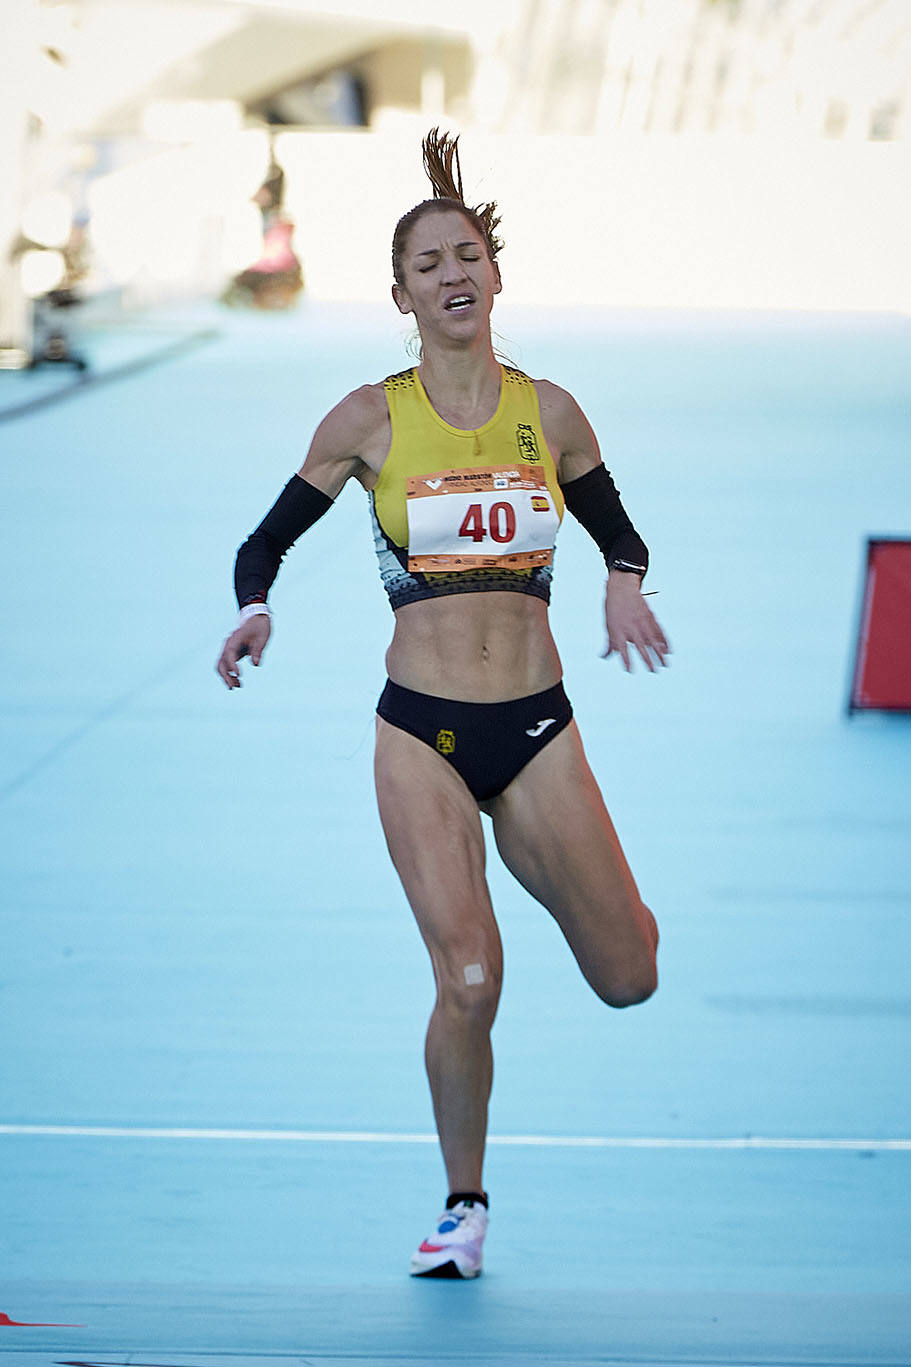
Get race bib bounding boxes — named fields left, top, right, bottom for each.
left=406, top=464, right=559, bottom=572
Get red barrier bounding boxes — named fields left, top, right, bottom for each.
left=848, top=538, right=911, bottom=713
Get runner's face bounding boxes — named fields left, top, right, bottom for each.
left=393, top=209, right=501, bottom=335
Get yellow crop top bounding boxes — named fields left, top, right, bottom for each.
left=369, top=365, right=564, bottom=611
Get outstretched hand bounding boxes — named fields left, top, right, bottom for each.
left=603, top=576, right=670, bottom=673
left=216, top=615, right=272, bottom=689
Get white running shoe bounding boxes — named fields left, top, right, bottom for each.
left=410, top=1199, right=489, bottom=1279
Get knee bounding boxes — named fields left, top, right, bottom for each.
left=436, top=959, right=502, bottom=1028
left=605, top=906, right=659, bottom=1007
left=603, top=963, right=658, bottom=1009
left=592, top=952, right=658, bottom=1009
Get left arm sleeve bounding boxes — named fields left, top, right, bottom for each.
left=560, top=463, right=649, bottom=576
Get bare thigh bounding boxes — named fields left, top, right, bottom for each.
left=374, top=718, right=503, bottom=1011
left=483, top=721, right=658, bottom=1007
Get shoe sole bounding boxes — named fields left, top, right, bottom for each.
left=411, top=1259, right=481, bottom=1279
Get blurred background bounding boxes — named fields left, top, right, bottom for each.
left=2, top=6, right=910, bottom=1344
left=2, top=0, right=910, bottom=366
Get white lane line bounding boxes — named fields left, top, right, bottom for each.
left=0, top=1124, right=909, bottom=1150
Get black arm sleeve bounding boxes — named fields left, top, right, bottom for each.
left=560, top=463, right=649, bottom=577
left=234, top=475, right=334, bottom=607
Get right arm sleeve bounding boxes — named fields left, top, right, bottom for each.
left=234, top=475, right=334, bottom=607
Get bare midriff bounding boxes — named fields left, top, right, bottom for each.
left=385, top=592, right=563, bottom=702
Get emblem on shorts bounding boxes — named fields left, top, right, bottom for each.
left=436, top=729, right=456, bottom=755
left=516, top=423, right=541, bottom=463
left=526, top=718, right=556, bottom=738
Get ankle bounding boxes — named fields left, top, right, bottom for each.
left=446, top=1190, right=489, bottom=1210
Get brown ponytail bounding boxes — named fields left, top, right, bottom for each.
left=392, top=128, right=503, bottom=285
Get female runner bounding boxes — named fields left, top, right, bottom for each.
left=217, top=129, right=668, bottom=1279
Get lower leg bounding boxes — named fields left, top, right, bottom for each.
left=425, top=1000, right=494, bottom=1194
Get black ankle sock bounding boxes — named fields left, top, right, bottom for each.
left=446, top=1190, right=489, bottom=1210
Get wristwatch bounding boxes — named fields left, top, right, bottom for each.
left=608, top=557, right=647, bottom=576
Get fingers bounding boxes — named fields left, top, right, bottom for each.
left=244, top=617, right=271, bottom=669
left=631, top=623, right=670, bottom=672
left=634, top=640, right=658, bottom=674
left=636, top=625, right=670, bottom=672
left=603, top=597, right=670, bottom=673
left=602, top=637, right=632, bottom=672
left=649, top=617, right=671, bottom=657
left=216, top=620, right=271, bottom=689
left=216, top=640, right=243, bottom=689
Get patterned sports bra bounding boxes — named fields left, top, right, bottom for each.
left=369, top=365, right=564, bottom=612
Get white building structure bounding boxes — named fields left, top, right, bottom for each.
left=2, top=0, right=910, bottom=351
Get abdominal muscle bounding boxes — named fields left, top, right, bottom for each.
left=385, top=592, right=563, bottom=702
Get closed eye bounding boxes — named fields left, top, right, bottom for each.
left=416, top=253, right=481, bottom=273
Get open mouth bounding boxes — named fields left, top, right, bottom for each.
left=444, top=295, right=474, bottom=312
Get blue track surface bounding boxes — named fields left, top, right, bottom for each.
left=1, top=300, right=910, bottom=1365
